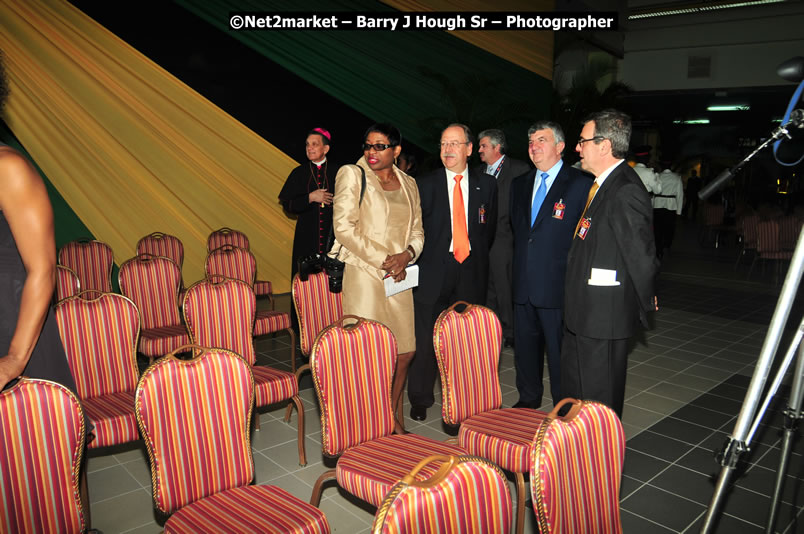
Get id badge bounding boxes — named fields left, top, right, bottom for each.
left=479, top=204, right=487, bottom=224
left=577, top=218, right=591, bottom=240
left=553, top=199, right=565, bottom=220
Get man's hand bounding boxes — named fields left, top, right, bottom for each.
left=309, top=188, right=333, bottom=205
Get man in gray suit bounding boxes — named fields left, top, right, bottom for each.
left=476, top=129, right=530, bottom=346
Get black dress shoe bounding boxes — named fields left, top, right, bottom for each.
left=513, top=400, right=538, bottom=409
left=410, top=405, right=427, bottom=421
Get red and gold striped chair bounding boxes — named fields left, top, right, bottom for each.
left=135, top=347, right=330, bottom=533
left=205, top=245, right=294, bottom=367
left=136, top=231, right=184, bottom=270
left=119, top=255, right=190, bottom=363
left=55, top=264, right=81, bottom=302
left=207, top=226, right=250, bottom=251
left=309, top=316, right=465, bottom=508
left=182, top=278, right=306, bottom=465
left=0, top=378, right=86, bottom=534
left=58, top=239, right=114, bottom=298
left=291, top=271, right=343, bottom=367
left=208, top=228, right=273, bottom=301
left=372, top=454, right=512, bottom=534
left=530, top=398, right=625, bottom=534
left=434, top=302, right=549, bottom=534
left=55, top=292, right=141, bottom=449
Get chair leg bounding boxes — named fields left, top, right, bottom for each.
left=310, top=469, right=337, bottom=507
left=80, top=455, right=91, bottom=530
left=254, top=403, right=261, bottom=431
left=290, top=395, right=306, bottom=466
left=287, top=328, right=297, bottom=375
left=515, top=471, right=526, bottom=534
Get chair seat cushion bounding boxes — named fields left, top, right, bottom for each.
left=83, top=391, right=138, bottom=449
left=255, top=280, right=272, bottom=297
left=254, top=311, right=291, bottom=337
left=337, top=433, right=466, bottom=506
left=138, top=325, right=191, bottom=357
left=164, top=484, right=330, bottom=534
left=252, top=366, right=298, bottom=407
left=459, top=408, right=548, bottom=473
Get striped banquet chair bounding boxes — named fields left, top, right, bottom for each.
left=182, top=278, right=306, bottom=465
left=434, top=302, right=548, bottom=534
left=55, top=264, right=81, bottom=302
left=372, top=454, right=512, bottom=534
left=207, top=226, right=250, bottom=251
left=207, top=228, right=273, bottom=301
left=0, top=378, right=86, bottom=534
left=530, top=398, right=625, bottom=534
left=136, top=231, right=184, bottom=271
left=119, top=255, right=190, bottom=363
left=55, top=292, right=141, bottom=449
left=58, top=239, right=114, bottom=298
left=205, top=245, right=294, bottom=366
left=291, top=271, right=343, bottom=369
left=135, top=347, right=330, bottom=534
left=309, top=316, right=465, bottom=508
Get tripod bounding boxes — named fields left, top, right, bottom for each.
left=700, top=228, right=804, bottom=533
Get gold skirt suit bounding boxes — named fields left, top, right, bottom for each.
left=330, top=156, right=424, bottom=352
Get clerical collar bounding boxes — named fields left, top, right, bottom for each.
left=311, top=158, right=327, bottom=167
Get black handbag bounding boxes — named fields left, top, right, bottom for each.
left=325, top=165, right=366, bottom=293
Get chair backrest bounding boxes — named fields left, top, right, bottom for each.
left=702, top=203, right=724, bottom=226
left=779, top=216, right=802, bottom=250
left=741, top=214, right=760, bottom=248
left=55, top=292, right=140, bottom=400
left=58, top=240, right=114, bottom=296
left=434, top=302, right=503, bottom=425
left=207, top=227, right=250, bottom=251
left=530, top=399, right=625, bottom=534
left=757, top=220, right=780, bottom=253
left=183, top=278, right=256, bottom=364
left=292, top=272, right=343, bottom=356
left=136, top=232, right=184, bottom=270
left=205, top=245, right=256, bottom=287
left=311, top=316, right=397, bottom=456
left=372, top=454, right=512, bottom=534
left=135, top=348, right=255, bottom=514
left=119, top=255, right=182, bottom=330
left=0, top=378, right=86, bottom=533
left=55, top=265, right=81, bottom=302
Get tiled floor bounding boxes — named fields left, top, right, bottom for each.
left=86, top=220, right=804, bottom=533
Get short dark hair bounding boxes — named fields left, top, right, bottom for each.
left=0, top=50, right=8, bottom=113
left=583, top=109, right=631, bottom=159
left=364, top=123, right=401, bottom=147
left=478, top=129, right=506, bottom=154
left=444, top=123, right=473, bottom=144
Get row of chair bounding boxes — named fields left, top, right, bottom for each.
left=735, top=214, right=802, bottom=279
left=2, top=350, right=619, bottom=534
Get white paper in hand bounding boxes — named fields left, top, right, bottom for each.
left=384, top=265, right=419, bottom=297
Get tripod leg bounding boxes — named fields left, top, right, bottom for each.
left=766, top=341, right=804, bottom=534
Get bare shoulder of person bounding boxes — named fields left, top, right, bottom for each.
left=0, top=147, right=44, bottom=205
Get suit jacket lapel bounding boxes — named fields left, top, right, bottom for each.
left=467, top=170, right=480, bottom=238
left=586, top=165, right=621, bottom=220
left=532, top=164, right=568, bottom=229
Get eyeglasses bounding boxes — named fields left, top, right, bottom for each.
left=362, top=143, right=394, bottom=152
left=439, top=141, right=469, bottom=150
left=577, top=136, right=605, bottom=146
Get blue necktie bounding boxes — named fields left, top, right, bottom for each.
left=531, top=172, right=549, bottom=226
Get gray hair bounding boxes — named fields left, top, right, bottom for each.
left=527, top=121, right=565, bottom=154
left=478, top=129, right=507, bottom=154
left=583, top=110, right=631, bottom=159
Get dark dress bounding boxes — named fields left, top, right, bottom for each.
left=0, top=211, right=77, bottom=394
left=278, top=160, right=336, bottom=279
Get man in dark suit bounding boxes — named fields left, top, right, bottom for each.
left=409, top=124, right=498, bottom=421
left=476, top=129, right=530, bottom=347
left=563, top=110, right=659, bottom=418
left=510, top=121, right=592, bottom=409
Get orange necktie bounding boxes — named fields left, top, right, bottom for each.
left=574, top=182, right=600, bottom=237
left=452, top=174, right=470, bottom=262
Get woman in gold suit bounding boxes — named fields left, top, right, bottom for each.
left=330, top=123, right=423, bottom=428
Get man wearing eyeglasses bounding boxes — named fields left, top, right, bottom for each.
left=509, top=121, right=592, bottom=410
left=562, top=110, right=659, bottom=418
left=408, top=123, right=498, bottom=422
